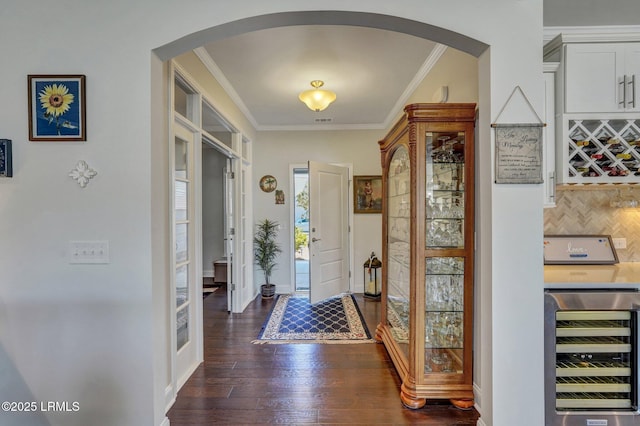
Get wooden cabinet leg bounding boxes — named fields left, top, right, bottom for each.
left=400, top=390, right=426, bottom=409
left=450, top=398, right=474, bottom=410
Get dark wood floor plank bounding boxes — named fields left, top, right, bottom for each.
left=168, top=287, right=480, bottom=425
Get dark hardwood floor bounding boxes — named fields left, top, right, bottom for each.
left=167, top=286, right=480, bottom=425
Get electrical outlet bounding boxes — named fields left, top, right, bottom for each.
left=69, top=240, right=110, bottom=264
left=612, top=238, right=627, bottom=249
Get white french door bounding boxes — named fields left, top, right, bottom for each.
left=308, top=161, right=350, bottom=304
left=224, top=158, right=234, bottom=312
left=173, top=122, right=200, bottom=387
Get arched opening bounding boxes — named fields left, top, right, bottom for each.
left=151, top=9, right=495, bottom=425
left=154, top=11, right=489, bottom=61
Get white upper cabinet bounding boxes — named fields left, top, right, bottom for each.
left=544, top=32, right=640, bottom=185
left=563, top=43, right=640, bottom=113
left=627, top=44, right=640, bottom=109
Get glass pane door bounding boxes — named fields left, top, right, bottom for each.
left=425, top=131, right=467, bottom=375
left=426, top=132, right=465, bottom=249
left=174, top=123, right=197, bottom=384
left=425, top=257, right=464, bottom=373
left=386, top=146, right=411, bottom=358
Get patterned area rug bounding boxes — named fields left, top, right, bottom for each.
left=253, top=293, right=373, bottom=344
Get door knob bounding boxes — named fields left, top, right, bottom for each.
left=312, top=237, right=321, bottom=242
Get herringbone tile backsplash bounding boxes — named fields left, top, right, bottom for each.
left=544, top=187, right=640, bottom=262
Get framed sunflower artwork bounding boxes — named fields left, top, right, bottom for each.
left=28, top=75, right=86, bottom=141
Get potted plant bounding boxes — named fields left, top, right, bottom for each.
left=254, top=219, right=281, bottom=298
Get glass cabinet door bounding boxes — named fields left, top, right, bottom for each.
left=425, top=257, right=464, bottom=373
left=425, top=131, right=467, bottom=375
left=426, top=132, right=465, bottom=249
left=386, top=145, right=411, bottom=356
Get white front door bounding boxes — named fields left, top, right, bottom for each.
left=308, top=161, right=350, bottom=304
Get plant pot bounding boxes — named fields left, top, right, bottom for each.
left=261, top=284, right=276, bottom=299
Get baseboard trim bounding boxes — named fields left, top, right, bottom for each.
left=476, top=417, right=488, bottom=426
left=164, top=384, right=175, bottom=414
left=473, top=382, right=482, bottom=412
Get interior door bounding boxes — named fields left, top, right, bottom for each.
left=308, top=161, right=350, bottom=304
left=174, top=123, right=198, bottom=388
left=224, top=158, right=234, bottom=312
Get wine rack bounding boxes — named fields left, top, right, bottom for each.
left=563, top=118, right=640, bottom=183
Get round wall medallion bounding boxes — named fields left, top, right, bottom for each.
left=259, top=175, right=277, bottom=193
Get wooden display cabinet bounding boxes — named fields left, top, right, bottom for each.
left=376, top=103, right=476, bottom=409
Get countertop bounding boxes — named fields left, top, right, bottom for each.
left=544, top=262, right=640, bottom=288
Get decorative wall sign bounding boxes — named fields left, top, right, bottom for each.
left=69, top=160, right=97, bottom=188
left=543, top=235, right=619, bottom=265
left=492, top=85, right=545, bottom=184
left=0, top=139, right=13, bottom=177
left=259, top=175, right=277, bottom=192
left=28, top=75, right=86, bottom=141
left=494, top=124, right=543, bottom=184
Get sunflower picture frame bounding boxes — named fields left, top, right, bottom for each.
left=28, top=75, right=86, bottom=141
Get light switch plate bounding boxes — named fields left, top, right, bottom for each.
left=612, top=238, right=627, bottom=249
left=69, top=240, right=110, bottom=264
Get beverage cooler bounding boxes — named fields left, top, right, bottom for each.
left=544, top=290, right=640, bottom=426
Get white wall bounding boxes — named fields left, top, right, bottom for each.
left=1, top=3, right=157, bottom=425
left=406, top=47, right=479, bottom=109
left=253, top=129, right=384, bottom=294
left=0, top=2, right=544, bottom=426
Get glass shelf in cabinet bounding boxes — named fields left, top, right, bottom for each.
left=426, top=257, right=464, bottom=274
left=425, top=313, right=463, bottom=348
left=424, top=351, right=464, bottom=374
left=426, top=219, right=464, bottom=248
left=429, top=160, right=465, bottom=165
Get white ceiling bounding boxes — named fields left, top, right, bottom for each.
left=200, top=25, right=439, bottom=131
left=196, top=3, right=640, bottom=131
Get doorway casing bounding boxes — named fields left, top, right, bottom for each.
left=289, top=163, right=354, bottom=297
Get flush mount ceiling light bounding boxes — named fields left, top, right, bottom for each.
left=298, top=80, right=336, bottom=112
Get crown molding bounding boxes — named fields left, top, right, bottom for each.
left=382, top=43, right=448, bottom=130
left=543, top=25, right=640, bottom=61
left=256, top=122, right=387, bottom=132
left=194, top=47, right=261, bottom=130
left=544, top=25, right=640, bottom=44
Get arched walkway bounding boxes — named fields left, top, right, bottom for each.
left=154, top=11, right=488, bottom=61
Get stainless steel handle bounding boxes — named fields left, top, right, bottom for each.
left=619, top=75, right=627, bottom=107
left=628, top=75, right=636, bottom=109
left=549, top=171, right=555, bottom=201
left=312, top=237, right=321, bottom=242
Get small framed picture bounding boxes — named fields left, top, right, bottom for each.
left=0, top=139, right=13, bottom=177
left=354, top=175, right=382, bottom=214
left=28, top=75, right=86, bottom=141
left=275, top=189, right=285, bottom=204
